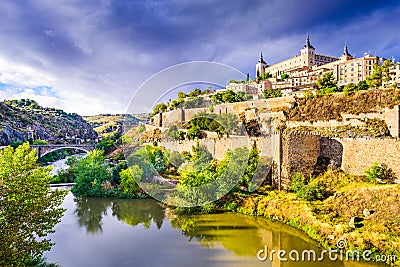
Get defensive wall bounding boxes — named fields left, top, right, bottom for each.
left=151, top=96, right=296, bottom=128
left=159, top=132, right=400, bottom=188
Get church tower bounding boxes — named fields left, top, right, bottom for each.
left=256, top=52, right=267, bottom=78
left=300, top=34, right=316, bottom=67
left=340, top=42, right=353, bottom=61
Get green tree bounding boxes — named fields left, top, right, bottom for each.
left=257, top=72, right=272, bottom=82
left=120, top=166, right=142, bottom=194
left=343, top=83, right=357, bottom=96
left=151, top=103, right=167, bottom=117
left=281, top=73, right=289, bottom=80
left=0, top=143, right=66, bottom=266
left=177, top=130, right=186, bottom=141
left=222, top=90, right=238, bottom=103
left=382, top=60, right=393, bottom=84
left=169, top=151, right=186, bottom=167
left=71, top=149, right=111, bottom=196
left=32, top=139, right=49, bottom=145
left=188, top=88, right=202, bottom=97
left=240, top=142, right=260, bottom=190
left=366, top=65, right=383, bottom=89
left=96, top=136, right=115, bottom=153
left=217, top=113, right=239, bottom=135
left=317, top=72, right=337, bottom=92
left=357, top=80, right=369, bottom=91
left=126, top=148, right=157, bottom=180
left=187, top=125, right=202, bottom=140
left=366, top=60, right=393, bottom=89
left=177, top=91, right=186, bottom=99
left=153, top=149, right=167, bottom=174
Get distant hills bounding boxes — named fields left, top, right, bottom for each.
left=84, top=113, right=149, bottom=136
left=0, top=99, right=98, bottom=146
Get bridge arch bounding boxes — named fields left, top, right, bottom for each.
left=39, top=147, right=91, bottom=158
left=31, top=144, right=96, bottom=158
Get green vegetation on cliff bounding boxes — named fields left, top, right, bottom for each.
left=0, top=99, right=97, bottom=146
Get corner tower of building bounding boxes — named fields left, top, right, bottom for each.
left=300, top=34, right=316, bottom=67
left=256, top=51, right=267, bottom=78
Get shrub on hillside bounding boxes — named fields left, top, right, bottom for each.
left=289, top=173, right=328, bottom=201
left=365, top=162, right=396, bottom=184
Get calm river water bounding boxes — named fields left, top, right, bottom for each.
left=45, top=192, right=386, bottom=267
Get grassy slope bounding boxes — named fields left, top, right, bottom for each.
left=84, top=114, right=148, bottom=135
left=288, top=89, right=400, bottom=122
left=228, top=171, right=400, bottom=266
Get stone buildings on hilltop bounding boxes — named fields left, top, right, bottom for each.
left=227, top=35, right=397, bottom=98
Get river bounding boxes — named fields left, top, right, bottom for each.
left=48, top=154, right=85, bottom=176
left=44, top=192, right=386, bottom=267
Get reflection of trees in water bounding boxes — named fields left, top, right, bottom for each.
left=75, top=197, right=111, bottom=234
left=74, top=198, right=166, bottom=233
left=170, top=213, right=263, bottom=256
left=170, top=213, right=350, bottom=267
left=112, top=199, right=165, bottom=229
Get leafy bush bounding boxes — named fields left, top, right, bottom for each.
left=10, top=140, right=24, bottom=148
left=32, top=139, right=49, bottom=145
left=126, top=148, right=157, bottom=180
left=187, top=125, right=202, bottom=140
left=289, top=173, right=327, bottom=201
left=263, top=89, right=282, bottom=99
left=223, top=201, right=238, bottom=211
left=120, top=166, right=142, bottom=194
left=289, top=173, right=307, bottom=192
left=240, top=142, right=259, bottom=190
left=111, top=161, right=127, bottom=184
left=96, top=137, right=115, bottom=153
left=211, top=90, right=248, bottom=105
left=169, top=151, right=186, bottom=167
left=167, top=125, right=180, bottom=140
left=365, top=162, right=396, bottom=184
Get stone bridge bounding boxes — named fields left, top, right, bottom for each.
left=31, top=144, right=96, bottom=158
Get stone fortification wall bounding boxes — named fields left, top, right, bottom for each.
left=151, top=96, right=296, bottom=128
left=287, top=105, right=400, bottom=138
left=280, top=132, right=321, bottom=188
left=321, top=137, right=400, bottom=182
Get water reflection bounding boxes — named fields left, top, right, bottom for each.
left=75, top=198, right=110, bottom=234
left=74, top=197, right=166, bottom=234
left=47, top=194, right=385, bottom=267
left=111, top=199, right=165, bottom=229
left=168, top=213, right=384, bottom=267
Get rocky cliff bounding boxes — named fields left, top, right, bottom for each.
left=0, top=99, right=98, bottom=145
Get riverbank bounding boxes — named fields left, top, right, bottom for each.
left=221, top=173, right=400, bottom=266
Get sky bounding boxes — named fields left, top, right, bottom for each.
left=0, top=0, right=399, bottom=115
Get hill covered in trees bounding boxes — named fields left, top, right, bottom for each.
left=0, top=99, right=97, bottom=146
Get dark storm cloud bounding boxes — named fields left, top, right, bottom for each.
left=0, top=0, right=399, bottom=114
